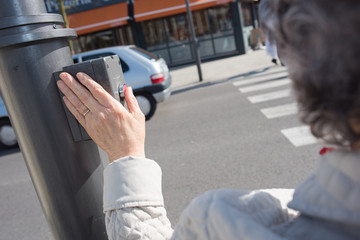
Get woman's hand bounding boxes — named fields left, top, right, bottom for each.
left=57, top=72, right=145, bottom=162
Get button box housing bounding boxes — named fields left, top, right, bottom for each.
left=54, top=55, right=126, bottom=141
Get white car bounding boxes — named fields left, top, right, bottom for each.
left=72, top=45, right=172, bottom=120
left=0, top=97, right=17, bottom=149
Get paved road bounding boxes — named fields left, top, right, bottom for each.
left=0, top=148, right=53, bottom=240
left=146, top=65, right=320, bottom=224
left=0, top=62, right=322, bottom=239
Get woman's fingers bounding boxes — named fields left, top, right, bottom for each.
left=57, top=79, right=89, bottom=117
left=59, top=72, right=100, bottom=112
left=62, top=95, right=86, bottom=127
left=76, top=72, right=121, bottom=109
left=125, top=87, right=143, bottom=116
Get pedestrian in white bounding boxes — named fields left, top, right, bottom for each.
left=260, top=0, right=279, bottom=65
left=265, top=37, right=278, bottom=64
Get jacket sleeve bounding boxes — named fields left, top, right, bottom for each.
left=103, top=156, right=173, bottom=240
left=172, top=188, right=297, bottom=240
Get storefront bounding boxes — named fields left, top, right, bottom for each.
left=138, top=2, right=240, bottom=65
left=45, top=0, right=259, bottom=66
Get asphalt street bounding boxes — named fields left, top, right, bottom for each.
left=0, top=50, right=322, bottom=239
left=146, top=64, right=320, bottom=224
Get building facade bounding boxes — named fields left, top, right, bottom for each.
left=45, top=0, right=260, bottom=66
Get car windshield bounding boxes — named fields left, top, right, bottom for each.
left=130, top=47, right=159, bottom=61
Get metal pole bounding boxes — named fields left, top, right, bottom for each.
left=0, top=0, right=108, bottom=239
left=185, top=0, right=203, bottom=81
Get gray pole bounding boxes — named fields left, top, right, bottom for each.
left=185, top=0, right=203, bottom=81
left=0, top=0, right=108, bottom=239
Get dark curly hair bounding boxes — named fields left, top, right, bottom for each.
left=260, top=0, right=360, bottom=146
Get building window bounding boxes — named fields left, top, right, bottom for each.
left=93, top=30, right=116, bottom=49
left=142, top=19, right=167, bottom=48
left=73, top=34, right=93, bottom=53
left=193, top=10, right=211, bottom=37
left=241, top=3, right=253, bottom=27
left=193, top=9, right=214, bottom=57
left=141, top=19, right=170, bottom=62
left=164, top=14, right=192, bottom=64
left=165, top=14, right=189, bottom=42
left=72, top=25, right=134, bottom=54
left=115, top=25, right=135, bottom=46
left=140, top=3, right=237, bottom=66
left=208, top=6, right=233, bottom=36
left=207, top=5, right=236, bottom=54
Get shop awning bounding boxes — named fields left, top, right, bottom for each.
left=68, top=2, right=129, bottom=35
left=134, top=0, right=233, bottom=22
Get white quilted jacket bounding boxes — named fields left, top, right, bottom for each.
left=103, top=150, right=360, bottom=240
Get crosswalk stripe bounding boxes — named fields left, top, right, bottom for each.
left=237, top=67, right=288, bottom=80
left=281, top=126, right=318, bottom=147
left=233, top=72, right=288, bottom=87
left=232, top=67, right=285, bottom=81
left=260, top=103, right=297, bottom=119
left=233, top=68, right=317, bottom=148
left=239, top=79, right=291, bottom=93
left=248, top=89, right=292, bottom=103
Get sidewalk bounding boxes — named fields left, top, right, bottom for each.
left=169, top=49, right=277, bottom=91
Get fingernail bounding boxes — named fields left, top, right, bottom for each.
left=124, top=85, right=127, bottom=93
left=59, top=72, right=67, bottom=80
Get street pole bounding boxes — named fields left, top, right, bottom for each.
left=185, top=0, right=203, bottom=82
left=0, top=0, right=108, bottom=239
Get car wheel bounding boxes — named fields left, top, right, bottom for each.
left=0, top=118, right=17, bottom=149
left=135, top=93, right=156, bottom=121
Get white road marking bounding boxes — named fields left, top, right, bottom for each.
left=233, top=67, right=288, bottom=81
left=248, top=89, right=292, bottom=103
left=233, top=72, right=288, bottom=87
left=260, top=103, right=298, bottom=119
left=239, top=79, right=291, bottom=93
left=281, top=126, right=318, bottom=147
left=233, top=69, right=317, bottom=147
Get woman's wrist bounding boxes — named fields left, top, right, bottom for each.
left=107, top=150, right=145, bottom=162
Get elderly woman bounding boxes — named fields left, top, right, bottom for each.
left=57, top=0, right=360, bottom=239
